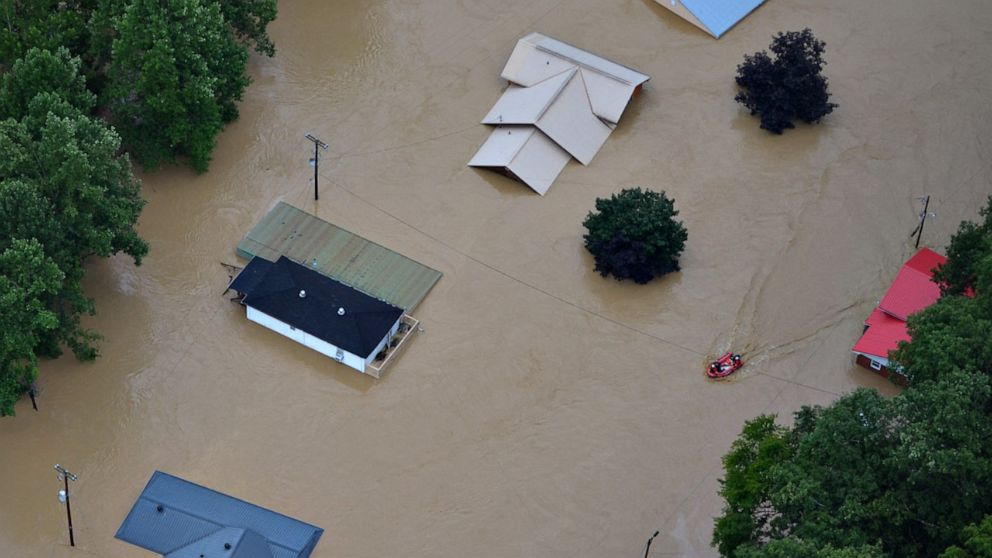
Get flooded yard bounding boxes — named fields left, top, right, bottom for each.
left=1, top=1, right=990, bottom=556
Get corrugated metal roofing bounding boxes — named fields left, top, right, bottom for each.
left=655, top=0, right=766, bottom=38
left=878, top=248, right=945, bottom=321
left=852, top=308, right=910, bottom=359
left=115, top=471, right=323, bottom=558
left=236, top=202, right=442, bottom=312
left=851, top=248, right=946, bottom=361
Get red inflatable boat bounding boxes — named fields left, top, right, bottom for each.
left=707, top=352, right=743, bottom=379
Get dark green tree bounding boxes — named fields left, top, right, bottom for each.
left=104, top=0, right=249, bottom=172
left=220, top=0, right=277, bottom=56
left=0, top=47, right=147, bottom=364
left=0, top=0, right=95, bottom=70
left=0, top=239, right=63, bottom=416
left=735, top=29, right=837, bottom=134
left=933, top=196, right=992, bottom=296
left=941, top=516, right=992, bottom=558
left=582, top=188, right=687, bottom=284
left=713, top=373, right=992, bottom=558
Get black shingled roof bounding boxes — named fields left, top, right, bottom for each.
left=229, top=256, right=403, bottom=358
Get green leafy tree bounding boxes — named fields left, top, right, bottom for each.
left=0, top=47, right=146, bottom=363
left=0, top=1, right=95, bottom=69
left=0, top=239, right=63, bottom=416
left=933, top=196, right=992, bottom=296
left=220, top=0, right=277, bottom=56
left=582, top=188, right=687, bottom=284
left=104, top=0, right=249, bottom=172
left=941, top=516, right=992, bottom=558
left=713, top=373, right=992, bottom=557
left=735, top=29, right=837, bottom=134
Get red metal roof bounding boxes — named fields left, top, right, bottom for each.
left=852, top=308, right=910, bottom=358
left=877, top=247, right=945, bottom=321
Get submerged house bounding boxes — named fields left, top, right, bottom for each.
left=229, top=202, right=442, bottom=377
left=469, top=32, right=649, bottom=195
left=654, top=0, right=767, bottom=38
left=116, top=471, right=323, bottom=558
left=851, top=248, right=946, bottom=381
left=229, top=256, right=404, bottom=375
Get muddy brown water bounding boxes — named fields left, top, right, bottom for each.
left=2, top=1, right=991, bottom=556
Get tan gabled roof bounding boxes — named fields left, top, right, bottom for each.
left=500, top=32, right=649, bottom=124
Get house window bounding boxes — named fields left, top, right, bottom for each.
left=334, top=349, right=345, bottom=362
left=869, top=359, right=882, bottom=371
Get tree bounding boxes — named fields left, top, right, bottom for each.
left=941, top=516, right=992, bottom=558
left=0, top=47, right=147, bottom=364
left=933, top=196, right=992, bottom=296
left=735, top=29, right=837, bottom=134
left=713, top=373, right=992, bottom=558
left=103, top=0, right=249, bottom=172
left=0, top=239, right=63, bottom=416
left=582, top=188, right=687, bottom=284
left=0, top=1, right=95, bottom=70
left=219, top=0, right=277, bottom=56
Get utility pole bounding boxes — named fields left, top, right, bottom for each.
left=910, top=195, right=936, bottom=249
left=54, top=464, right=77, bottom=547
left=643, top=531, right=660, bottom=558
left=304, top=134, right=329, bottom=201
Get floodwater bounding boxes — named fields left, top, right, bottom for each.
left=2, top=1, right=991, bottom=556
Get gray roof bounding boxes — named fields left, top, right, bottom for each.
left=116, top=471, right=323, bottom=558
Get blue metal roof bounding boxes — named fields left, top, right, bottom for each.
left=681, top=0, right=766, bottom=38
left=116, top=471, right=323, bottom=558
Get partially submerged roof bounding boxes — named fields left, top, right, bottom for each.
left=231, top=256, right=404, bottom=358
left=468, top=125, right=571, bottom=196
left=852, top=248, right=946, bottom=361
left=482, top=69, right=612, bottom=165
left=470, top=33, right=648, bottom=195
left=852, top=308, right=910, bottom=359
left=115, top=471, right=323, bottom=558
left=236, top=202, right=442, bottom=312
left=878, top=247, right=945, bottom=321
left=500, top=32, right=650, bottom=124
left=655, top=0, right=766, bottom=38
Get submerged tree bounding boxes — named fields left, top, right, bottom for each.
left=104, top=0, right=249, bottom=172
left=583, top=188, right=687, bottom=284
left=735, top=28, right=837, bottom=134
left=0, top=47, right=147, bottom=414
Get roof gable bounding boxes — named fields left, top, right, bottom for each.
left=853, top=308, right=910, bottom=359
left=116, top=471, right=323, bottom=558
left=655, top=0, right=766, bottom=38
left=233, top=257, right=404, bottom=357
left=878, top=248, right=946, bottom=321
left=499, top=32, right=649, bottom=124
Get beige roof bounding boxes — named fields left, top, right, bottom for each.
left=469, top=33, right=648, bottom=195
left=500, top=32, right=650, bottom=124
left=482, top=69, right=612, bottom=165
left=468, top=126, right=571, bottom=196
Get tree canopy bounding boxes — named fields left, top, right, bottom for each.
left=0, top=47, right=147, bottom=414
left=735, top=28, right=837, bottom=134
left=0, top=0, right=276, bottom=172
left=105, top=0, right=249, bottom=171
left=582, top=188, right=687, bottom=284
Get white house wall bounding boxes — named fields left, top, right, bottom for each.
left=245, top=306, right=384, bottom=374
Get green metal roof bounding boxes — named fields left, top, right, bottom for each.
left=237, top=202, right=441, bottom=312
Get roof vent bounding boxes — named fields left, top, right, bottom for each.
left=299, top=290, right=306, bottom=298
left=337, top=307, right=346, bottom=316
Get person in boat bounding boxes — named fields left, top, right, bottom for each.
left=732, top=354, right=742, bottom=367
